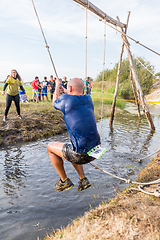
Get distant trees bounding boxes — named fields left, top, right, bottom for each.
left=96, top=57, right=155, bottom=98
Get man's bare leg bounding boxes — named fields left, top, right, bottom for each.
left=72, top=163, right=85, bottom=179
left=47, top=142, right=67, bottom=181
left=47, top=142, right=85, bottom=180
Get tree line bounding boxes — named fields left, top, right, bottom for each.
left=96, top=57, right=155, bottom=99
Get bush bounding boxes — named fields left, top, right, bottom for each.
left=96, top=57, right=155, bottom=99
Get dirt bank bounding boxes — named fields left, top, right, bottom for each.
left=0, top=102, right=66, bottom=146
left=45, top=152, right=160, bottom=240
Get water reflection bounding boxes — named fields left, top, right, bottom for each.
left=106, top=113, right=155, bottom=158
left=2, top=147, right=27, bottom=198
left=139, top=131, right=154, bottom=154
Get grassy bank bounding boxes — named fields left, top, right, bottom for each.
left=0, top=84, right=124, bottom=146
left=45, top=153, right=160, bottom=240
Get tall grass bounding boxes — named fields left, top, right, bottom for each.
left=91, top=84, right=126, bottom=109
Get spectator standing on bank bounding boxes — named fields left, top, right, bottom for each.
left=84, top=76, right=90, bottom=94
left=62, top=76, right=68, bottom=89
left=41, top=76, right=49, bottom=102
left=2, top=69, right=26, bottom=121
left=49, top=75, right=55, bottom=103
left=32, top=76, right=39, bottom=103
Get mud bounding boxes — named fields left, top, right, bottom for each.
left=0, top=109, right=66, bottom=146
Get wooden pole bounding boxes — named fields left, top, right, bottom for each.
left=129, top=68, right=141, bottom=119
left=109, top=43, right=124, bottom=126
left=122, top=35, right=155, bottom=131
left=73, top=0, right=126, bottom=28
left=110, top=12, right=130, bottom=126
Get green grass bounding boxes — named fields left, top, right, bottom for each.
left=23, top=85, right=33, bottom=100
left=91, top=91, right=126, bottom=109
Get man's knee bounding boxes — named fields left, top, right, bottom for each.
left=47, top=142, right=63, bottom=151
left=47, top=142, right=55, bottom=152
left=47, top=142, right=65, bottom=158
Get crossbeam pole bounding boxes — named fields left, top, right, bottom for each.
left=73, top=0, right=126, bottom=29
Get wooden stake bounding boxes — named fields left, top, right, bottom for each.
left=122, top=36, right=155, bottom=131
left=109, top=43, right=124, bottom=126
left=110, top=12, right=130, bottom=126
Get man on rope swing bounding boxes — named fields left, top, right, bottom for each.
left=47, top=77, right=100, bottom=192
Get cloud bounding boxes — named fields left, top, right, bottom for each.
left=0, top=0, right=160, bottom=81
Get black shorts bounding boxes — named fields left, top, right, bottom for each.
left=62, top=143, right=95, bottom=165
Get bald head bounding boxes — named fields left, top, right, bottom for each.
left=67, top=78, right=84, bottom=95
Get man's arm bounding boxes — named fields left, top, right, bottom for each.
left=53, top=78, right=61, bottom=102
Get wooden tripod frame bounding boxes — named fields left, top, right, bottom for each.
left=73, top=0, right=155, bottom=131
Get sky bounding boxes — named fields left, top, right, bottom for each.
left=0, top=0, right=160, bottom=82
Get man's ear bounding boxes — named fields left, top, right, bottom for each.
left=69, top=85, right=72, bottom=92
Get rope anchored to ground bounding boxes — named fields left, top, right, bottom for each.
left=134, top=148, right=160, bottom=163
left=90, top=147, right=160, bottom=197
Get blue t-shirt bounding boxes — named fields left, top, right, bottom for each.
left=54, top=94, right=100, bottom=153
left=42, top=81, right=49, bottom=92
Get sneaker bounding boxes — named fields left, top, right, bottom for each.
left=3, top=116, right=7, bottom=121
left=54, top=178, right=74, bottom=192
left=17, top=115, right=23, bottom=119
left=78, top=177, right=91, bottom=191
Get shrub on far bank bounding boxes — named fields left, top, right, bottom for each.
left=95, top=57, right=155, bottom=99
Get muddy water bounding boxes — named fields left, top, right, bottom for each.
left=0, top=103, right=160, bottom=240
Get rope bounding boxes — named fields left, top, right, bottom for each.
left=132, top=54, right=156, bottom=78
left=134, top=148, right=160, bottom=163
left=85, top=0, right=89, bottom=79
left=31, top=0, right=58, bottom=78
left=90, top=162, right=160, bottom=186
left=89, top=148, right=160, bottom=197
left=128, top=187, right=160, bottom=197
left=121, top=38, right=156, bottom=78
left=138, top=185, right=160, bottom=197
left=90, top=162, right=131, bottom=183
left=100, top=21, right=106, bottom=138
left=72, top=0, right=160, bottom=57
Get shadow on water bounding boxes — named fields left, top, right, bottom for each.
left=0, top=103, right=160, bottom=240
